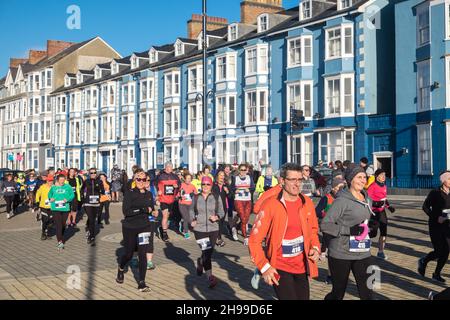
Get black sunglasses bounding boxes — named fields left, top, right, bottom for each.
left=201, top=183, right=211, bottom=186
left=135, top=178, right=146, bottom=182
left=89, top=172, right=97, bottom=175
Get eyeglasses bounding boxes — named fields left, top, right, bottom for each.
left=135, top=178, right=146, bottom=182
left=201, top=183, right=211, bottom=186
left=285, top=178, right=303, bottom=183
left=89, top=172, right=97, bottom=175
left=240, top=169, right=247, bottom=172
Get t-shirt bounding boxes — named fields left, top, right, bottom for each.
left=276, top=198, right=306, bottom=275
left=179, top=183, right=198, bottom=205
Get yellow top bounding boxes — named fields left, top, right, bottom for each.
left=36, top=184, right=52, bottom=209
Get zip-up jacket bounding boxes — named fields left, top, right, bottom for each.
left=25, top=179, right=38, bottom=193
left=155, top=171, right=181, bottom=204
left=255, top=175, right=278, bottom=197
left=248, top=190, right=320, bottom=279
left=122, top=188, right=154, bottom=229
left=189, top=193, right=225, bottom=233
left=82, top=178, right=104, bottom=207
left=423, top=188, right=450, bottom=227
left=35, top=184, right=52, bottom=209
left=68, top=176, right=83, bottom=202
left=48, top=184, right=75, bottom=212
left=367, top=181, right=390, bottom=213
left=1, top=180, right=18, bottom=196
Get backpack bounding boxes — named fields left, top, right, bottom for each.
left=193, top=193, right=220, bottom=219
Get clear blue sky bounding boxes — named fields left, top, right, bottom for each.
left=0, top=0, right=299, bottom=77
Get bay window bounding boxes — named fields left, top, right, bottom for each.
left=188, top=65, right=203, bottom=92
left=245, top=45, right=269, bottom=76
left=326, top=24, right=353, bottom=59
left=319, top=130, right=354, bottom=163
left=325, top=74, right=354, bottom=116
left=245, top=89, right=268, bottom=125
left=216, top=53, right=236, bottom=81
left=164, top=71, right=180, bottom=97
left=189, top=102, right=203, bottom=133
left=287, top=81, right=313, bottom=119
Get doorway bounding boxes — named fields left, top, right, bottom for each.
left=373, top=151, right=394, bottom=185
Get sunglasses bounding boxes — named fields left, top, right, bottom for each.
left=89, top=172, right=97, bottom=175
left=240, top=169, right=247, bottom=172
left=201, top=183, right=211, bottom=186
left=135, top=178, right=146, bottom=182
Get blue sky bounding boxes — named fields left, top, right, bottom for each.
left=0, top=0, right=300, bottom=77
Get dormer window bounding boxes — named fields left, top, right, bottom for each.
left=300, top=1, right=312, bottom=20
left=77, top=73, right=83, bottom=84
left=258, top=15, right=269, bottom=33
left=229, top=24, right=238, bottom=41
left=111, top=62, right=119, bottom=75
left=175, top=41, right=184, bottom=56
left=95, top=68, right=101, bottom=80
left=150, top=49, right=158, bottom=63
left=131, top=56, right=139, bottom=69
left=65, top=76, right=71, bottom=88
left=338, top=0, right=352, bottom=10
left=197, top=32, right=210, bottom=50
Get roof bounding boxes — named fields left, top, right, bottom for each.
left=153, top=44, right=174, bottom=52
left=0, top=77, right=5, bottom=86
left=206, top=27, right=228, bottom=38
left=178, top=38, right=198, bottom=45
left=10, top=67, right=18, bottom=80
left=114, top=56, right=131, bottom=64
left=96, top=62, right=111, bottom=69
left=66, top=73, right=76, bottom=77
left=78, top=69, right=94, bottom=75
left=134, top=51, right=149, bottom=58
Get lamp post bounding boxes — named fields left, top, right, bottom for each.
left=202, top=0, right=208, bottom=167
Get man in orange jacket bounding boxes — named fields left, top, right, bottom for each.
left=248, top=163, right=320, bottom=300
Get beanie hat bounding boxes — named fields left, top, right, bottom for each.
left=375, top=169, right=385, bottom=178
left=332, top=177, right=346, bottom=189
left=344, top=163, right=366, bottom=186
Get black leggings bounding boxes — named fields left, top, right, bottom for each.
left=423, top=223, right=449, bottom=275
left=434, top=287, right=450, bottom=300
left=4, top=196, right=16, bottom=213
left=40, top=208, right=53, bottom=234
left=85, top=206, right=100, bottom=239
left=194, top=230, right=219, bottom=272
left=53, top=211, right=69, bottom=243
left=325, top=256, right=373, bottom=300
left=119, top=224, right=154, bottom=282
left=99, top=201, right=110, bottom=224
left=274, top=270, right=310, bottom=300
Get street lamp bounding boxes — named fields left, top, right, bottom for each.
left=201, top=0, right=209, bottom=167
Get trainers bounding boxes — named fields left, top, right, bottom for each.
left=116, top=268, right=125, bottom=284
left=57, top=242, right=65, bottom=250
left=418, top=258, right=427, bottom=277
left=377, top=252, right=388, bottom=260
left=216, top=239, right=225, bottom=247
left=161, top=231, right=169, bottom=242
left=325, top=275, right=332, bottom=285
left=184, top=232, right=191, bottom=240
left=251, top=268, right=261, bottom=290
left=432, top=273, right=446, bottom=283
left=208, top=275, right=218, bottom=289
left=428, top=291, right=435, bottom=300
left=232, top=227, right=239, bottom=241
left=6, top=214, right=10, bottom=219
left=196, top=258, right=203, bottom=276
left=244, top=238, right=249, bottom=246
left=105, top=220, right=110, bottom=225
left=40, top=233, right=47, bottom=241
left=138, top=281, right=151, bottom=292
left=147, top=261, right=156, bottom=270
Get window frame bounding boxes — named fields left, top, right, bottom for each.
left=416, top=5, right=430, bottom=47
left=258, top=14, right=269, bottom=33
left=244, top=88, right=268, bottom=125
left=417, top=59, right=431, bottom=112
left=318, top=129, right=355, bottom=163
left=300, top=0, right=312, bottom=21
left=325, top=24, right=354, bottom=60
left=245, top=44, right=269, bottom=76
left=324, top=73, right=354, bottom=117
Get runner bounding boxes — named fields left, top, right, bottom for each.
left=116, top=171, right=157, bottom=292
left=230, top=164, right=255, bottom=245
left=145, top=174, right=158, bottom=270
left=212, top=170, right=229, bottom=247
left=320, top=163, right=375, bottom=300
left=67, top=168, right=82, bottom=229
left=419, top=171, right=450, bottom=283
left=248, top=163, right=320, bottom=300
left=178, top=173, right=198, bottom=239
left=255, top=165, right=278, bottom=199
left=35, top=175, right=54, bottom=240
left=111, top=164, right=123, bottom=203
left=82, top=168, right=104, bottom=246
left=367, top=169, right=395, bottom=260
left=99, top=173, right=112, bottom=226
left=301, top=165, right=319, bottom=197
left=315, top=177, right=346, bottom=284
left=48, top=174, right=75, bottom=251
left=25, top=172, right=39, bottom=219
left=190, top=176, right=225, bottom=288
left=1, top=173, right=18, bottom=219
left=155, top=162, right=181, bottom=242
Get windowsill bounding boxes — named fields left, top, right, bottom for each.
left=416, top=42, right=430, bottom=49
left=287, top=64, right=313, bottom=69
left=325, top=55, right=354, bottom=62
left=245, top=72, right=269, bottom=78
left=215, top=79, right=236, bottom=84
left=417, top=172, right=433, bottom=176
left=323, top=113, right=354, bottom=119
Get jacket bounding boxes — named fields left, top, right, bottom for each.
left=1, top=180, right=18, bottom=196
left=68, top=176, right=83, bottom=202
left=122, top=188, right=154, bottom=229
left=48, top=184, right=75, bottom=212
left=82, top=178, right=104, bottom=207
left=320, top=189, right=374, bottom=260
left=255, top=175, right=278, bottom=197
left=35, top=184, right=52, bottom=209
left=25, top=179, right=38, bottom=193
left=248, top=190, right=320, bottom=279
left=155, top=171, right=181, bottom=204
left=212, top=183, right=228, bottom=213
left=423, top=188, right=450, bottom=230
left=189, top=193, right=225, bottom=233
left=367, top=181, right=389, bottom=213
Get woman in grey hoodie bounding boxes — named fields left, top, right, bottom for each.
left=320, top=163, right=375, bottom=300
left=1, top=173, right=18, bottom=219
left=190, top=176, right=225, bottom=288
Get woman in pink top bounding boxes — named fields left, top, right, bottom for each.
left=367, top=169, right=395, bottom=260
left=179, top=173, right=198, bottom=239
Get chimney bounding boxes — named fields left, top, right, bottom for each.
left=187, top=14, right=229, bottom=39
left=240, top=0, right=283, bottom=24
left=10, top=58, right=29, bottom=69
left=47, top=40, right=75, bottom=57
left=28, top=50, right=47, bottom=64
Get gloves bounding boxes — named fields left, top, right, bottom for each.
left=388, top=206, right=395, bottom=213
left=350, top=224, right=364, bottom=236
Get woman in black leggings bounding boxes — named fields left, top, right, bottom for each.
left=116, top=171, right=157, bottom=292
left=419, top=171, right=450, bottom=283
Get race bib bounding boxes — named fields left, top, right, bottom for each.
left=282, top=236, right=304, bottom=258
left=183, top=193, right=192, bottom=202
left=29, top=185, right=36, bottom=191
left=236, top=189, right=250, bottom=201
left=6, top=187, right=15, bottom=193
left=89, top=195, right=99, bottom=204
left=44, top=199, right=50, bottom=206
left=55, top=201, right=65, bottom=209
left=196, top=237, right=212, bottom=251
left=105, top=191, right=110, bottom=195
left=164, top=185, right=175, bottom=195
left=138, top=232, right=151, bottom=245
left=349, top=235, right=371, bottom=253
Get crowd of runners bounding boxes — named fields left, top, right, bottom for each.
left=0, top=157, right=449, bottom=299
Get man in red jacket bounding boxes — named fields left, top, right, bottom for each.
left=155, top=162, right=181, bottom=242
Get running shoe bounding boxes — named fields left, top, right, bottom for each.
left=251, top=268, right=261, bottom=290
left=57, top=242, right=65, bottom=250
left=216, top=239, right=225, bottom=247
left=147, top=261, right=156, bottom=270
left=208, top=275, right=218, bottom=289
left=196, top=257, right=203, bottom=276
left=116, top=268, right=125, bottom=284
left=105, top=220, right=110, bottom=225
left=418, top=258, right=427, bottom=277
left=6, top=214, right=10, bottom=219
left=325, top=275, right=332, bottom=285
left=87, top=238, right=96, bottom=247
left=40, top=233, right=47, bottom=241
left=432, top=273, right=446, bottom=283
left=377, top=252, right=388, bottom=260
left=428, top=291, right=435, bottom=300
left=184, top=232, right=191, bottom=240
left=161, top=231, right=169, bottom=242
left=232, top=227, right=239, bottom=241
left=243, top=238, right=249, bottom=246
left=138, top=281, right=151, bottom=292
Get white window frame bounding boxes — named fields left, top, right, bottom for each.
left=287, top=35, right=313, bottom=68
left=245, top=44, right=269, bottom=76
left=288, top=133, right=314, bottom=166
left=300, top=0, right=312, bottom=20
left=216, top=52, right=237, bottom=82
left=164, top=107, right=180, bottom=137
left=324, top=73, right=354, bottom=117
left=337, top=0, right=352, bottom=10
left=188, top=101, right=203, bottom=134
left=188, top=64, right=203, bottom=93
left=325, top=24, right=354, bottom=60
left=318, top=129, right=355, bottom=163
left=131, top=56, right=138, bottom=69
left=287, top=80, right=314, bottom=120
left=417, top=123, right=433, bottom=175
left=228, top=24, right=238, bottom=41
left=149, top=49, right=158, bottom=63
left=215, top=94, right=236, bottom=129
left=258, top=14, right=269, bottom=33
left=164, top=70, right=181, bottom=98
left=417, top=59, right=431, bottom=112
left=175, top=41, right=184, bottom=56
left=244, top=88, right=268, bottom=125
left=416, top=5, right=430, bottom=48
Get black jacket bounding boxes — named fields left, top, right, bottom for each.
left=212, top=183, right=228, bottom=213
left=82, top=178, right=104, bottom=207
left=122, top=188, right=154, bottom=229
left=423, top=188, right=450, bottom=230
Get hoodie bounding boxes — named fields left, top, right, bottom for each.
left=48, top=184, right=75, bottom=212
left=320, top=189, right=374, bottom=260
left=1, top=180, right=18, bottom=196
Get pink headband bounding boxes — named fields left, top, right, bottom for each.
left=440, top=172, right=450, bottom=185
